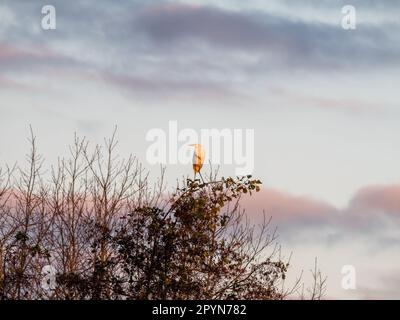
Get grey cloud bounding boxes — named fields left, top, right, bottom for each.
left=96, top=71, right=251, bottom=104
left=1, top=1, right=399, bottom=102
left=131, top=3, right=400, bottom=70
left=3, top=1, right=400, bottom=75
left=281, top=0, right=400, bottom=9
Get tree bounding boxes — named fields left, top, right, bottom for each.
left=111, top=175, right=290, bottom=300
left=0, top=131, right=325, bottom=300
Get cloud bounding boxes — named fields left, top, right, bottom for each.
left=132, top=3, right=400, bottom=70
left=242, top=184, right=400, bottom=234
left=240, top=185, right=400, bottom=298
left=96, top=70, right=251, bottom=103
left=266, top=87, right=378, bottom=112
left=0, top=0, right=397, bottom=115
left=0, top=43, right=77, bottom=75
left=350, top=185, right=400, bottom=216
left=243, top=187, right=336, bottom=222
left=0, top=75, right=30, bottom=90
left=1, top=1, right=400, bottom=100
left=349, top=269, right=400, bottom=300
left=281, top=0, right=400, bottom=10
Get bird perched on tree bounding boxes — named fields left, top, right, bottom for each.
left=189, top=143, right=205, bottom=182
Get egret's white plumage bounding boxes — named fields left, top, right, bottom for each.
left=189, top=144, right=205, bottom=177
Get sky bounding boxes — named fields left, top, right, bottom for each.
left=0, top=0, right=400, bottom=299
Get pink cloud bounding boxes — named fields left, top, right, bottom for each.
left=241, top=187, right=336, bottom=223
left=0, top=75, right=26, bottom=89
left=267, top=87, right=377, bottom=113
left=0, top=43, right=55, bottom=62
left=241, top=184, right=400, bottom=226
left=350, top=185, right=400, bottom=215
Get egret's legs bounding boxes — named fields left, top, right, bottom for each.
left=199, top=171, right=205, bottom=184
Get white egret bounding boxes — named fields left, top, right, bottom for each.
left=189, top=143, right=205, bottom=182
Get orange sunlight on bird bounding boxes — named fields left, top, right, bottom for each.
left=189, top=143, right=205, bottom=182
